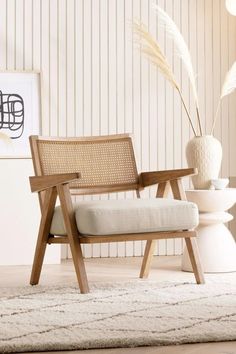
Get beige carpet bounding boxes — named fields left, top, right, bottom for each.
left=1, top=279, right=236, bottom=353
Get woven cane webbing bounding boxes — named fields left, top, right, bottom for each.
left=36, top=137, right=139, bottom=190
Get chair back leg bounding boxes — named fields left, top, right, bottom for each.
left=30, top=187, right=57, bottom=285
left=140, top=182, right=170, bottom=279
left=140, top=240, right=156, bottom=278
left=185, top=237, right=205, bottom=284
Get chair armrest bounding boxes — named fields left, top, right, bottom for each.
left=139, top=168, right=197, bottom=188
left=29, top=172, right=80, bottom=193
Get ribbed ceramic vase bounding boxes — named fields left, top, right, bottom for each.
left=186, top=135, right=222, bottom=190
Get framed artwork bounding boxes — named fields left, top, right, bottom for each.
left=0, top=71, right=41, bottom=158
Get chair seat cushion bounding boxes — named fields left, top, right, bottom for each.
left=50, top=198, right=199, bottom=236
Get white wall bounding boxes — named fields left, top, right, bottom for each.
left=0, top=159, right=60, bottom=265
left=0, top=0, right=236, bottom=262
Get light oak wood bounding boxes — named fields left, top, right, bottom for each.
left=70, top=184, right=142, bottom=195
left=170, top=179, right=187, bottom=201
left=29, top=173, right=80, bottom=192
left=140, top=181, right=170, bottom=278
left=140, top=168, right=197, bottom=187
left=185, top=237, right=205, bottom=284
left=48, top=231, right=196, bottom=245
left=29, top=135, right=45, bottom=211
left=156, top=181, right=170, bottom=198
left=79, top=231, right=195, bottom=244
left=48, top=236, right=69, bottom=244
left=32, top=133, right=133, bottom=142
left=57, top=184, right=89, bottom=293
left=139, top=239, right=157, bottom=278
left=30, top=187, right=57, bottom=285
left=29, top=134, right=204, bottom=292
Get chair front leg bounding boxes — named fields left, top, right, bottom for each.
left=57, top=184, right=89, bottom=294
left=30, top=187, right=57, bottom=285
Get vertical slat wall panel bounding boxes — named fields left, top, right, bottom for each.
left=32, top=0, right=41, bottom=70
left=41, top=0, right=50, bottom=135
left=75, top=0, right=83, bottom=138
left=213, top=0, right=222, bottom=161
left=0, top=0, right=7, bottom=69
left=1, top=0, right=236, bottom=258
left=58, top=0, right=67, bottom=137
left=49, top=0, right=58, bottom=136
left=66, top=0, right=75, bottom=137
left=205, top=0, right=213, bottom=137
left=24, top=0, right=33, bottom=70
left=181, top=0, right=191, bottom=177
left=15, top=0, right=24, bottom=70
left=6, top=0, right=15, bottom=70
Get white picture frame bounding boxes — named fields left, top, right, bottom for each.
left=0, top=71, right=41, bottom=158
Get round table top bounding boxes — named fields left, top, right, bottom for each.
left=186, top=188, right=236, bottom=193
left=185, top=188, right=236, bottom=212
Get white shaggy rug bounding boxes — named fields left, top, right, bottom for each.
left=1, top=280, right=236, bottom=353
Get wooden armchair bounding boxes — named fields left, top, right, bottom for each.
left=29, top=134, right=204, bottom=293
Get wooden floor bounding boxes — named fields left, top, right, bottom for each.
left=1, top=256, right=236, bottom=354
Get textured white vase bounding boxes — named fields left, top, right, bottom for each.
left=186, top=135, right=222, bottom=190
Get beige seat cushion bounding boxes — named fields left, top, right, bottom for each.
left=50, top=198, right=199, bottom=236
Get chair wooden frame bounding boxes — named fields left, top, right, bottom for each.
left=29, top=134, right=205, bottom=293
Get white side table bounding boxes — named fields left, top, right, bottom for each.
left=182, top=188, right=236, bottom=273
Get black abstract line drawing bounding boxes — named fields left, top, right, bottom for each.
left=0, top=90, right=24, bottom=139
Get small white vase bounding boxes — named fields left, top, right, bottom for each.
left=186, top=135, right=222, bottom=190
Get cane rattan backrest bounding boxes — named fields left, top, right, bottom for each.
left=30, top=134, right=139, bottom=194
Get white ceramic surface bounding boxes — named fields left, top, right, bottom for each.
left=186, top=188, right=236, bottom=212
left=199, top=212, right=233, bottom=225
left=186, top=135, right=222, bottom=189
left=211, top=178, right=229, bottom=190
left=183, top=188, right=236, bottom=273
